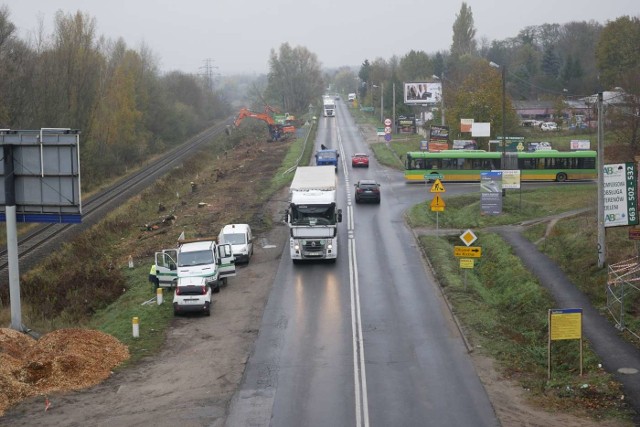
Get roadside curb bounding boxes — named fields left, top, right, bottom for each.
left=405, top=214, right=475, bottom=353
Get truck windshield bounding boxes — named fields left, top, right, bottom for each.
left=224, top=233, right=246, bottom=245
left=290, top=205, right=335, bottom=225
left=178, top=250, right=214, bottom=267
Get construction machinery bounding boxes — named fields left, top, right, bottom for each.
left=233, top=107, right=296, bottom=142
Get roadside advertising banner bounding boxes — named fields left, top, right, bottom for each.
left=480, top=171, right=503, bottom=215
left=404, top=82, right=442, bottom=105
left=603, top=163, right=638, bottom=227
left=452, top=140, right=477, bottom=150
left=570, top=140, right=591, bottom=150
left=460, top=118, right=474, bottom=133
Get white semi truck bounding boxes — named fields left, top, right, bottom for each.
left=286, top=166, right=342, bottom=263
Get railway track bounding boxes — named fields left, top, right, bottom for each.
left=0, top=120, right=232, bottom=282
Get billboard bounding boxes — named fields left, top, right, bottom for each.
left=404, top=82, right=442, bottom=105
left=603, top=163, right=638, bottom=228
left=0, top=129, right=82, bottom=223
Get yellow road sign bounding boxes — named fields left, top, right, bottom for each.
left=459, top=229, right=477, bottom=246
left=430, top=194, right=446, bottom=211
left=454, top=246, right=482, bottom=258
left=430, top=179, right=446, bottom=193
left=460, top=258, right=475, bottom=269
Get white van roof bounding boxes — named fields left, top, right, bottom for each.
left=221, top=224, right=250, bottom=233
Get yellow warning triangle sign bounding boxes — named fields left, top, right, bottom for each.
left=430, top=179, right=446, bottom=193
left=430, top=194, right=446, bottom=208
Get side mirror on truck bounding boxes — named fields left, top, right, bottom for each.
left=336, top=209, right=343, bottom=223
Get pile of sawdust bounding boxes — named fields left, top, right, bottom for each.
left=0, top=328, right=129, bottom=416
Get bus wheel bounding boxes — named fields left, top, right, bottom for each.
left=556, top=172, right=567, bottom=182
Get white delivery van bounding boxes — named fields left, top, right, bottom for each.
left=218, top=224, right=254, bottom=264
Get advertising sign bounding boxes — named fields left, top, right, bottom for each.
left=460, top=119, right=474, bottom=133
left=500, top=170, right=521, bottom=189
left=480, top=171, right=502, bottom=215
left=603, top=163, right=638, bottom=227
left=430, top=125, right=449, bottom=142
left=396, top=115, right=416, bottom=134
left=452, top=140, right=477, bottom=150
left=471, top=122, right=490, bottom=137
left=404, top=82, right=442, bottom=105
left=570, top=140, right=591, bottom=150
left=527, top=141, right=552, bottom=152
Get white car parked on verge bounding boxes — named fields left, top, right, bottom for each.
left=173, top=276, right=212, bottom=316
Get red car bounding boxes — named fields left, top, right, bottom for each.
left=351, top=153, right=369, bottom=168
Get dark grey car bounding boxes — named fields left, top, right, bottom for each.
left=354, top=179, right=381, bottom=203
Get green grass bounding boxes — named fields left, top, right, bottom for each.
left=409, top=182, right=638, bottom=420
left=418, top=217, right=634, bottom=420
left=89, top=265, right=174, bottom=368
left=406, top=184, right=598, bottom=228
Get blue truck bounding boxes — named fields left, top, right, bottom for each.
left=315, top=148, right=340, bottom=172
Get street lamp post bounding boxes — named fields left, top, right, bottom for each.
left=373, top=84, right=384, bottom=123
left=490, top=62, right=506, bottom=156
left=380, top=83, right=384, bottom=123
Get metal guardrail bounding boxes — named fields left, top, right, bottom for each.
left=283, top=119, right=315, bottom=176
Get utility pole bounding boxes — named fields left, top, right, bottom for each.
left=597, top=92, right=606, bottom=268
left=381, top=82, right=384, bottom=123
left=392, top=83, right=396, bottom=134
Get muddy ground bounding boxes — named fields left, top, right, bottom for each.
left=0, top=129, right=630, bottom=426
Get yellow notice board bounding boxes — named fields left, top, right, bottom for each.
left=549, top=308, right=582, bottom=340
left=459, top=258, right=474, bottom=269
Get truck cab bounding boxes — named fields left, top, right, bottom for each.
left=159, top=238, right=235, bottom=293
left=315, top=149, right=340, bottom=172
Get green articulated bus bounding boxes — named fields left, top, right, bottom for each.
left=404, top=150, right=597, bottom=183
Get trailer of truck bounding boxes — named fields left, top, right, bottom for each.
left=286, top=166, right=342, bottom=263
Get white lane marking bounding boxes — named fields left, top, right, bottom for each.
left=349, top=238, right=370, bottom=427
left=339, top=118, right=369, bottom=427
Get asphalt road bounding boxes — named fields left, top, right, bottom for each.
left=226, top=103, right=500, bottom=426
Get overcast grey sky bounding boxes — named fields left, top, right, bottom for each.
left=3, top=1, right=638, bottom=76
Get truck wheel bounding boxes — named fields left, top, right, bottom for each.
left=213, top=283, right=221, bottom=293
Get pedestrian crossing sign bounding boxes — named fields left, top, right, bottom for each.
left=430, top=179, right=445, bottom=193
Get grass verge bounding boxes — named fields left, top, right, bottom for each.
left=409, top=184, right=636, bottom=420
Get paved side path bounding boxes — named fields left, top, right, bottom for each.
left=495, top=225, right=640, bottom=416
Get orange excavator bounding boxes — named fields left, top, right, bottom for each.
left=233, top=107, right=296, bottom=142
